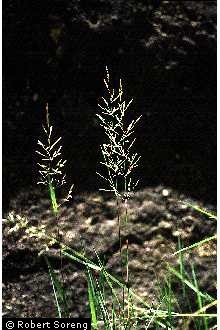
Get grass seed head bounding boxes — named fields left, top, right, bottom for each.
left=97, top=68, right=141, bottom=199
left=36, top=104, right=74, bottom=208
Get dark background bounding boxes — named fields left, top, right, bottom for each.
left=3, top=0, right=216, bottom=210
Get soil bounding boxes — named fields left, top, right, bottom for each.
left=3, top=185, right=216, bottom=328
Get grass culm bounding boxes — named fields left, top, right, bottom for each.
left=36, top=103, right=74, bottom=317
left=96, top=67, right=142, bottom=328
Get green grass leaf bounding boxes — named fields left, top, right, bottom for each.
left=167, top=265, right=215, bottom=302
left=86, top=269, right=98, bottom=329
left=173, top=235, right=217, bottom=256
left=45, top=256, right=69, bottom=318
left=184, top=202, right=217, bottom=220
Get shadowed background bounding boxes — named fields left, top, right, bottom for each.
left=3, top=0, right=216, bottom=210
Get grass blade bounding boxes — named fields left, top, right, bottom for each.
left=191, top=263, right=208, bottom=330
left=173, top=235, right=217, bottom=256
left=184, top=202, right=217, bottom=220
left=86, top=269, right=98, bottom=329
left=167, top=265, right=215, bottom=302
left=45, top=256, right=68, bottom=317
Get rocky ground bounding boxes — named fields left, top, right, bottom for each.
left=3, top=185, right=216, bottom=328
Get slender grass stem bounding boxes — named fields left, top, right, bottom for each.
left=96, top=68, right=141, bottom=327
left=116, top=196, right=124, bottom=313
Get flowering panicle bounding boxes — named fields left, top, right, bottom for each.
left=36, top=104, right=74, bottom=206
left=97, top=68, right=141, bottom=199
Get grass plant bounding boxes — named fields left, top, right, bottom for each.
left=5, top=70, right=217, bottom=329
left=35, top=103, right=74, bottom=317
left=96, top=67, right=141, bottom=327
